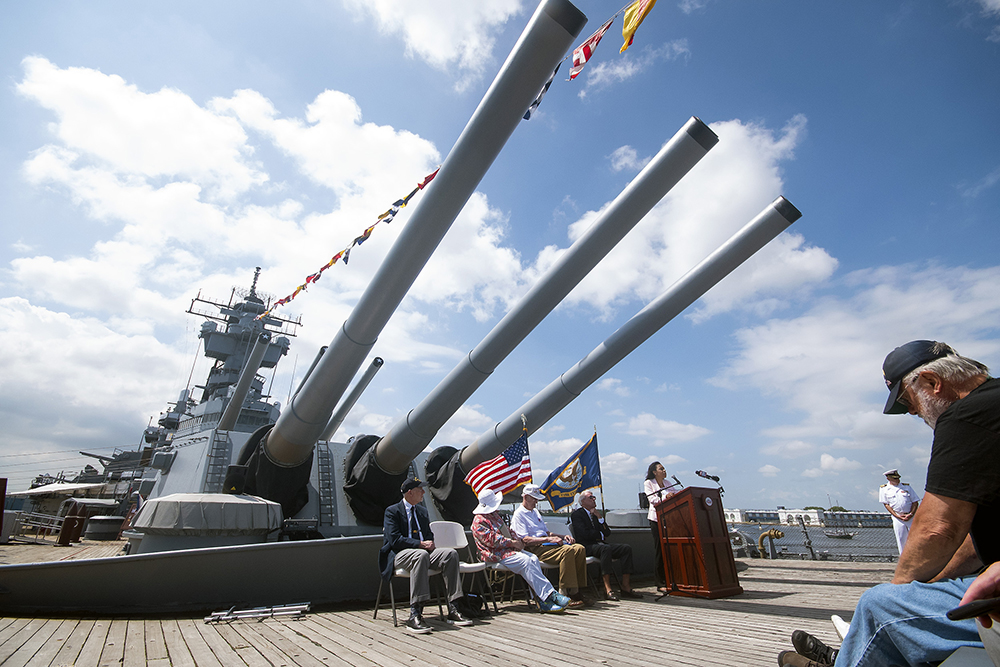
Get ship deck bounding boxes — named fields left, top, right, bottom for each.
left=0, top=545, right=892, bottom=667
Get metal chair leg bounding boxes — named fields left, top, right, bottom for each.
left=373, top=578, right=384, bottom=620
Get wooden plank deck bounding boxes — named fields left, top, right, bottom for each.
left=0, top=558, right=892, bottom=667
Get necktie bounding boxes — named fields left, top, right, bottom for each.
left=409, top=508, right=419, bottom=539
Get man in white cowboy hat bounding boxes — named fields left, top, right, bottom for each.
left=878, top=468, right=920, bottom=555
left=379, top=477, right=473, bottom=634
left=512, top=483, right=593, bottom=607
left=470, top=488, right=570, bottom=613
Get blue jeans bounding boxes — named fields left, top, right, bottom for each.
left=835, top=577, right=982, bottom=667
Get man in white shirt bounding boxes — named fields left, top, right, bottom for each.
left=511, top=484, right=593, bottom=607
left=878, top=468, right=920, bottom=555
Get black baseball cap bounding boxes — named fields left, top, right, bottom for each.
left=401, top=478, right=426, bottom=493
left=883, top=340, right=952, bottom=414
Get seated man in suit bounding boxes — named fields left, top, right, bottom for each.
left=379, top=478, right=473, bottom=634
left=570, top=489, right=643, bottom=600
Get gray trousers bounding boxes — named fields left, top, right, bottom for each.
left=393, top=547, right=463, bottom=605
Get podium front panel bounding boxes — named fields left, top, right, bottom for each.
left=655, top=486, right=742, bottom=599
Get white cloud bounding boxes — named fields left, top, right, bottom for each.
left=660, top=454, right=687, bottom=467
left=580, top=41, right=690, bottom=95
left=608, top=146, right=650, bottom=173
left=17, top=57, right=265, bottom=201
left=212, top=88, right=440, bottom=200
left=679, top=0, right=710, bottom=14
left=0, top=297, right=185, bottom=449
left=340, top=0, right=523, bottom=90
left=597, top=377, right=631, bottom=397
left=758, top=464, right=780, bottom=476
left=820, top=453, right=862, bottom=472
left=978, top=0, right=1000, bottom=14
left=615, top=412, right=710, bottom=444
left=543, top=115, right=832, bottom=323
left=713, top=262, right=1000, bottom=451
left=960, top=165, right=1000, bottom=198
left=601, top=451, right=640, bottom=477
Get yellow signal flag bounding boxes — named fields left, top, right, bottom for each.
left=621, top=0, right=657, bottom=53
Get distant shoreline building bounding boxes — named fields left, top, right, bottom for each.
left=724, top=507, right=892, bottom=528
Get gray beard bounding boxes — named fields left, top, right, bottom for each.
left=915, top=389, right=954, bottom=429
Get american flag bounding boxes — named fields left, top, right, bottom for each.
left=569, top=18, right=614, bottom=81
left=464, top=430, right=532, bottom=496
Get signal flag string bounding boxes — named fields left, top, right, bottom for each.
left=524, top=0, right=659, bottom=119
left=257, top=167, right=440, bottom=321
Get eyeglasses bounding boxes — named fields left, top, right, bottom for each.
left=894, top=375, right=921, bottom=411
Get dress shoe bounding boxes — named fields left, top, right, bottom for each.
left=791, top=630, right=838, bottom=665
left=619, top=589, right=643, bottom=599
left=778, top=651, right=832, bottom=667
left=405, top=615, right=431, bottom=634
left=539, top=592, right=568, bottom=613
left=446, top=609, right=473, bottom=626
left=777, top=651, right=832, bottom=667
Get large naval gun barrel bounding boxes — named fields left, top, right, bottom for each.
left=431, top=197, right=803, bottom=520
left=242, top=0, right=587, bottom=518
left=320, top=356, right=384, bottom=442
left=217, top=331, right=272, bottom=432
left=373, top=117, right=719, bottom=474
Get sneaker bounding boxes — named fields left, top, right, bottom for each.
left=446, top=609, right=474, bottom=627
left=552, top=592, right=571, bottom=607
left=405, top=615, right=432, bottom=634
left=791, top=630, right=838, bottom=665
left=539, top=592, right=568, bottom=613
left=777, top=651, right=830, bottom=667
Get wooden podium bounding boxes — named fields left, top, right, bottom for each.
left=655, top=486, right=742, bottom=599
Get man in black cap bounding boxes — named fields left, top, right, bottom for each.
left=780, top=340, right=1000, bottom=667
left=379, top=478, right=472, bottom=634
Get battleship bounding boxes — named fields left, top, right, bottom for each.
left=0, top=0, right=803, bottom=614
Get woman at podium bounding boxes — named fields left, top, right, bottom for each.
left=644, top=461, right=675, bottom=593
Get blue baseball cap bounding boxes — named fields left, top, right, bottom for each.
left=883, top=340, right=952, bottom=414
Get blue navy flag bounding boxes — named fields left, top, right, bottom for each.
left=540, top=432, right=601, bottom=511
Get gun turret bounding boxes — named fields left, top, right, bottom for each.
left=240, top=0, right=587, bottom=519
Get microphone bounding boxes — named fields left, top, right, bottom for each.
left=695, top=470, right=720, bottom=483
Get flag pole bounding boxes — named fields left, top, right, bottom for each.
left=593, top=428, right=607, bottom=513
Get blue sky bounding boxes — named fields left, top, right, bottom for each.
left=1, top=0, right=999, bottom=514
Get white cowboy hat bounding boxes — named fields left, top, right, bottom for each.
left=473, top=488, right=503, bottom=514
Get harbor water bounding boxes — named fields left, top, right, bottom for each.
left=732, top=523, right=900, bottom=562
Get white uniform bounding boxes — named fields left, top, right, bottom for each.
left=879, top=482, right=920, bottom=554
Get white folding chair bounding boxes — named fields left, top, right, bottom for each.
left=430, top=520, right=498, bottom=614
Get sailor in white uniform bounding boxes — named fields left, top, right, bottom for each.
left=878, top=468, right=920, bottom=555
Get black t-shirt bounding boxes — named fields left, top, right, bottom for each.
left=925, top=377, right=1000, bottom=564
